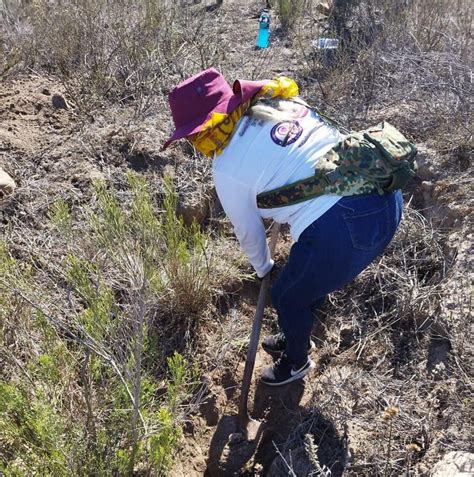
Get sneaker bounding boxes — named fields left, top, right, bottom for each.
left=262, top=332, right=316, bottom=357
left=261, top=353, right=315, bottom=386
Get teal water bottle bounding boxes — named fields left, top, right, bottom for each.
left=257, top=9, right=270, bottom=49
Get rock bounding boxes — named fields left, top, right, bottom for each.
left=0, top=169, right=16, bottom=211
left=88, top=169, right=106, bottom=182
left=431, top=451, right=474, bottom=476
left=70, top=168, right=105, bottom=189
left=421, top=180, right=435, bottom=203
left=316, top=0, right=332, bottom=15
left=177, top=196, right=209, bottom=225
left=416, top=144, right=439, bottom=181
left=0, top=168, right=16, bottom=197
left=41, top=87, right=50, bottom=95
left=52, top=94, right=69, bottom=109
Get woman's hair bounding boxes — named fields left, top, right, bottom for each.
left=246, top=97, right=306, bottom=122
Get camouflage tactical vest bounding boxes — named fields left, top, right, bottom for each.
left=256, top=121, right=417, bottom=209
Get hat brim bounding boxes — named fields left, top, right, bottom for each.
left=162, top=78, right=270, bottom=151
left=161, top=111, right=212, bottom=151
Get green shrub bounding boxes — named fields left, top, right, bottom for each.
left=160, top=176, right=215, bottom=315
left=66, top=256, right=117, bottom=340
left=49, top=199, right=72, bottom=240
left=149, top=407, right=183, bottom=475
left=0, top=383, right=68, bottom=476
left=1, top=172, right=234, bottom=474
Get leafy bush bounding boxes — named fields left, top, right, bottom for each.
left=0, top=172, right=237, bottom=474
left=0, top=383, right=66, bottom=475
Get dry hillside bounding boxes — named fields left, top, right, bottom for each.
left=0, top=0, right=472, bottom=475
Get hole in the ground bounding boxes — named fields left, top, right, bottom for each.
left=119, top=142, right=169, bottom=172
left=427, top=336, right=451, bottom=377
left=124, top=151, right=150, bottom=171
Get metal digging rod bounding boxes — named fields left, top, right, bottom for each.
left=237, top=222, right=280, bottom=439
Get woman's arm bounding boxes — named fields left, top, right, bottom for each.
left=214, top=169, right=273, bottom=278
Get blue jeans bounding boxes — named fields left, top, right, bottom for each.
left=271, top=190, right=403, bottom=365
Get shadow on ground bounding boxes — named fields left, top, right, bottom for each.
left=205, top=373, right=345, bottom=475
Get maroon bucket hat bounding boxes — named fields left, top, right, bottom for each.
left=162, top=68, right=270, bottom=150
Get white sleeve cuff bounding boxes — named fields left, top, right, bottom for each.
left=256, top=259, right=274, bottom=278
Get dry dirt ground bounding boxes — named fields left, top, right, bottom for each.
left=1, top=0, right=473, bottom=476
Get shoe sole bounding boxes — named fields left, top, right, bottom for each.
left=262, top=339, right=316, bottom=358
left=261, top=359, right=316, bottom=387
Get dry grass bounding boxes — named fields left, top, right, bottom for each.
left=1, top=0, right=231, bottom=117
left=0, top=0, right=472, bottom=475
left=295, top=0, right=472, bottom=153
left=268, top=204, right=471, bottom=475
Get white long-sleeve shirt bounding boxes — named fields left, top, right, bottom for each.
left=213, top=101, right=343, bottom=277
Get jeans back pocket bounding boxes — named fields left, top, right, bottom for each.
left=343, top=202, right=390, bottom=251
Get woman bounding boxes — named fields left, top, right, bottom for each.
left=162, top=68, right=403, bottom=386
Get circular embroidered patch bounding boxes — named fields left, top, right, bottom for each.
left=270, top=120, right=303, bottom=147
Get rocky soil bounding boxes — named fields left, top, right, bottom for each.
left=1, top=0, right=472, bottom=475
